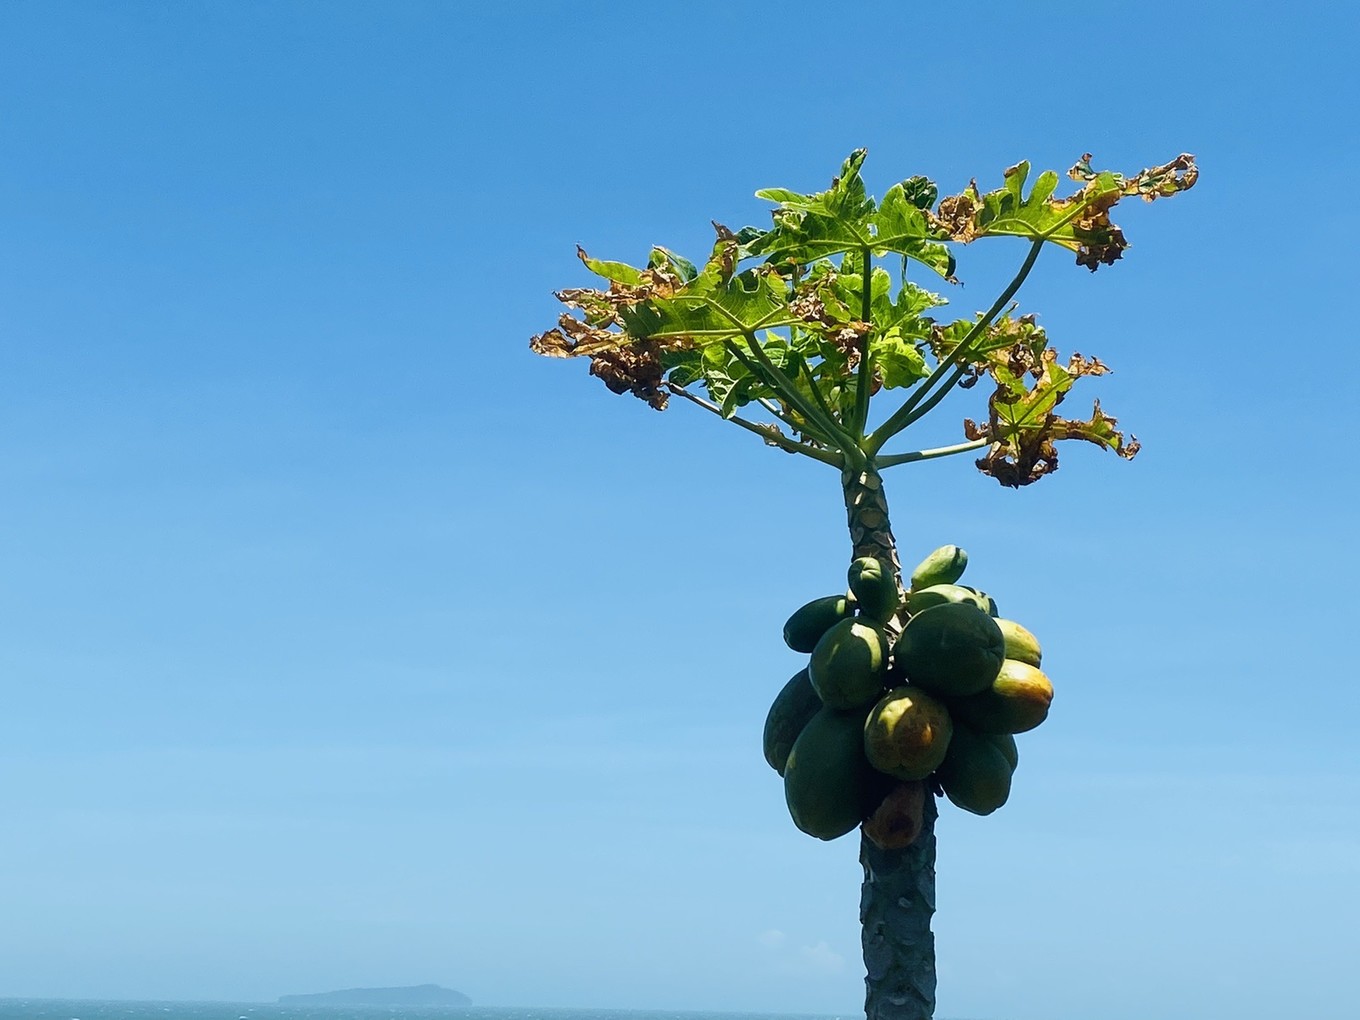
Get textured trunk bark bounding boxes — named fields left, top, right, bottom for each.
left=842, top=465, right=938, bottom=1020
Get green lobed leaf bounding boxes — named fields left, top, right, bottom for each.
left=875, top=278, right=944, bottom=334
left=648, top=245, right=698, bottom=282
left=577, top=246, right=647, bottom=285
left=752, top=154, right=955, bottom=278
left=930, top=312, right=1047, bottom=371
left=871, top=183, right=956, bottom=278
left=963, top=337, right=1137, bottom=486
left=532, top=149, right=1194, bottom=436
left=935, top=154, right=1197, bottom=270
left=871, top=328, right=930, bottom=390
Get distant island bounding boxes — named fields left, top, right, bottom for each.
left=277, top=985, right=471, bottom=1007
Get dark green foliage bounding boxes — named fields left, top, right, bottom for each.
left=532, top=151, right=1196, bottom=486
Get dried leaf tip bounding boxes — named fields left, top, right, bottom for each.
left=1069, top=152, right=1199, bottom=200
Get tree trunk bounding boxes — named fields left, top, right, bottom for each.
left=842, top=464, right=938, bottom=1020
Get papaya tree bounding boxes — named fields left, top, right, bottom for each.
left=530, top=150, right=1196, bottom=1020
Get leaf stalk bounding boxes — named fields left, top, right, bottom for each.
left=666, top=383, right=843, bottom=467
left=853, top=248, right=874, bottom=438
left=875, top=438, right=989, bottom=468
left=866, top=239, right=1044, bottom=454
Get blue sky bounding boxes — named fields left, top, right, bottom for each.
left=1, top=3, right=1357, bottom=1019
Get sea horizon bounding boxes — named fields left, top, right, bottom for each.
left=0, top=997, right=995, bottom=1020
left=0, top=999, right=859, bottom=1019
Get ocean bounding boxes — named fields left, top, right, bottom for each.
left=0, top=1003, right=853, bottom=1020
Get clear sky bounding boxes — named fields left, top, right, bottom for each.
left=1, top=3, right=1357, bottom=1019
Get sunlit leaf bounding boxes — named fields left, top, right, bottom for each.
left=964, top=340, right=1136, bottom=486
left=872, top=182, right=956, bottom=278
left=876, top=279, right=945, bottom=333
left=648, top=245, right=698, bottom=282
left=531, top=149, right=1193, bottom=438
left=752, top=152, right=954, bottom=277
left=872, top=328, right=930, bottom=390
left=936, top=154, right=1197, bottom=270
left=577, top=246, right=647, bottom=286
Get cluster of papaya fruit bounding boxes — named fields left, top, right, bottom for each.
left=761, top=546, right=1054, bottom=847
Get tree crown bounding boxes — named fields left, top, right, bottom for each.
left=531, top=151, right=1196, bottom=486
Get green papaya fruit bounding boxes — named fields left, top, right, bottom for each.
left=863, top=685, right=953, bottom=781
left=762, top=668, right=823, bottom=775
left=995, top=618, right=1042, bottom=667
left=783, top=594, right=855, bottom=653
left=985, top=731, right=1019, bottom=771
left=892, top=603, right=1005, bottom=697
left=936, top=723, right=1013, bottom=815
left=906, top=583, right=990, bottom=616
left=809, top=618, right=890, bottom=710
left=847, top=557, right=899, bottom=623
left=960, top=585, right=1000, bottom=617
left=909, top=544, right=968, bottom=590
left=950, top=658, right=1053, bottom=734
left=783, top=706, right=882, bottom=840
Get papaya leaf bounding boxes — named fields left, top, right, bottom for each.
left=703, top=344, right=757, bottom=416
left=576, top=248, right=645, bottom=286
left=832, top=261, right=892, bottom=318
left=897, top=175, right=938, bottom=210
left=874, top=278, right=944, bottom=333
left=754, top=149, right=873, bottom=219
left=663, top=348, right=704, bottom=389
left=871, top=182, right=956, bottom=278
left=964, top=339, right=1135, bottom=486
left=935, top=154, right=1197, bottom=270
left=648, top=245, right=698, bottom=282
left=578, top=340, right=670, bottom=410
left=872, top=328, right=930, bottom=390
left=929, top=312, right=1047, bottom=382
left=1069, top=151, right=1200, bottom=201
left=619, top=234, right=798, bottom=343
left=751, top=151, right=874, bottom=265
left=663, top=332, right=801, bottom=419
left=530, top=311, right=627, bottom=359
left=753, top=152, right=955, bottom=277
left=532, top=149, right=1194, bottom=439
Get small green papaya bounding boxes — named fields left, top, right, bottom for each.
left=892, top=603, right=1005, bottom=697
left=783, top=706, right=883, bottom=840
left=863, top=685, right=953, bottom=781
left=848, top=557, right=899, bottom=623
left=985, top=732, right=1019, bottom=771
left=960, top=586, right=1000, bottom=617
left=762, top=668, right=823, bottom=775
left=909, top=544, right=968, bottom=590
left=906, top=583, right=990, bottom=616
left=783, top=594, right=855, bottom=653
left=936, top=724, right=1013, bottom=815
left=995, top=618, right=1042, bottom=667
left=950, top=659, right=1053, bottom=734
left=809, top=618, right=890, bottom=710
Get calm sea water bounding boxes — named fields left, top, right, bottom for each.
left=0, top=1003, right=854, bottom=1020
